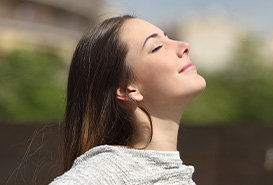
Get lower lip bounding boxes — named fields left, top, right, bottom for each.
left=183, top=65, right=196, bottom=73
left=179, top=64, right=196, bottom=73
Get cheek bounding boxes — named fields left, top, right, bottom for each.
left=137, top=55, right=176, bottom=77
left=135, top=58, right=175, bottom=87
left=134, top=61, right=178, bottom=99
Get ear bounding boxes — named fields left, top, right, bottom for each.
left=116, top=85, right=143, bottom=102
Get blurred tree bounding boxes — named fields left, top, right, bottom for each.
left=183, top=34, right=273, bottom=125
left=1, top=34, right=272, bottom=125
left=0, top=50, right=67, bottom=123
left=225, top=35, right=273, bottom=124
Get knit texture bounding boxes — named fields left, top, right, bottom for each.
left=50, top=145, right=196, bottom=185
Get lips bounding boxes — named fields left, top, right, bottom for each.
left=179, top=62, right=196, bottom=73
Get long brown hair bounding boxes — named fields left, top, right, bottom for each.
left=62, top=15, right=152, bottom=172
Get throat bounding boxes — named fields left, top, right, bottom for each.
left=130, top=115, right=180, bottom=151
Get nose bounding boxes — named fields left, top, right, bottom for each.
left=176, top=41, right=190, bottom=58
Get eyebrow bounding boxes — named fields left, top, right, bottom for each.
left=142, top=32, right=167, bottom=49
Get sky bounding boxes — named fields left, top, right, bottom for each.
left=104, top=0, right=273, bottom=34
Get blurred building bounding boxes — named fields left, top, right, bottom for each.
left=172, top=13, right=273, bottom=74
left=175, top=14, right=246, bottom=73
left=0, top=0, right=102, bottom=59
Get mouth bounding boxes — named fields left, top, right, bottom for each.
left=179, top=61, right=196, bottom=73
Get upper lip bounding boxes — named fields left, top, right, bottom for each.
left=179, top=61, right=193, bottom=73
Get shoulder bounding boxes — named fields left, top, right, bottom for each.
left=50, top=145, right=127, bottom=185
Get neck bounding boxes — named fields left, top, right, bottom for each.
left=145, top=116, right=180, bottom=151
left=129, top=103, right=186, bottom=151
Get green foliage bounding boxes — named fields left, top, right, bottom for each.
left=1, top=34, right=272, bottom=125
left=183, top=35, right=273, bottom=125
left=0, top=50, right=67, bottom=123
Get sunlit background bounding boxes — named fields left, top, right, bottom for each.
left=1, top=0, right=273, bottom=185
left=1, top=0, right=273, bottom=125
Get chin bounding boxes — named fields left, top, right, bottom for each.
left=197, top=75, right=206, bottom=92
left=176, top=78, right=206, bottom=105
left=189, top=75, right=206, bottom=98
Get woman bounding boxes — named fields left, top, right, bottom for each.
left=50, top=15, right=206, bottom=185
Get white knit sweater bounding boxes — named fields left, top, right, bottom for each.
left=50, top=145, right=196, bottom=185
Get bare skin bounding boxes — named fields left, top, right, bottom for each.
left=117, top=18, right=206, bottom=151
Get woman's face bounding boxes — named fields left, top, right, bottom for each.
left=121, top=18, right=206, bottom=106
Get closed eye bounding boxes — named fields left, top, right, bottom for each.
left=152, top=45, right=163, bottom=53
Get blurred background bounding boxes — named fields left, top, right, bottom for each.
left=0, top=0, right=272, bottom=184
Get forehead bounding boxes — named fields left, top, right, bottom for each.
left=120, top=18, right=162, bottom=48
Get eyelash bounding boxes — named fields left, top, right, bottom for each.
left=152, top=45, right=163, bottom=53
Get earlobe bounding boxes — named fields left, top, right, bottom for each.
left=116, top=85, right=143, bottom=102
left=128, top=88, right=143, bottom=102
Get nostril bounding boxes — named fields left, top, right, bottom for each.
left=183, top=49, right=189, bottom=55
